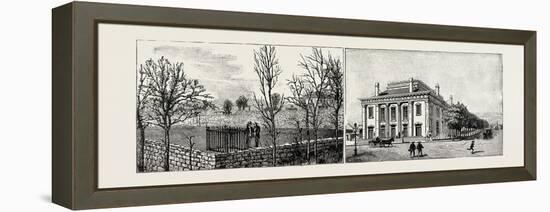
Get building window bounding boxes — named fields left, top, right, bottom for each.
left=416, top=104, right=422, bottom=116
left=390, top=107, right=396, bottom=122
left=402, top=106, right=408, bottom=121
left=380, top=107, right=386, bottom=122
left=380, top=125, right=386, bottom=138
left=402, top=124, right=408, bottom=137
left=436, top=122, right=440, bottom=135
left=415, top=124, right=422, bottom=137
left=390, top=125, right=396, bottom=137
left=368, top=107, right=373, bottom=119
left=367, top=127, right=374, bottom=139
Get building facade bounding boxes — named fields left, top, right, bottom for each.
left=360, top=78, right=450, bottom=140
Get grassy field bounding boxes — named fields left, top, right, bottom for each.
left=145, top=125, right=340, bottom=151
left=346, top=131, right=503, bottom=163
left=144, top=126, right=207, bottom=150
left=186, top=108, right=342, bottom=129
left=142, top=107, right=343, bottom=151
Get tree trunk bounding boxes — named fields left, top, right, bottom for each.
left=334, top=111, right=339, bottom=146
left=314, top=129, right=318, bottom=163
left=189, top=142, right=193, bottom=171
left=305, top=110, right=310, bottom=164
left=313, top=116, right=319, bottom=163
left=312, top=113, right=318, bottom=163
left=138, top=124, right=146, bottom=172
left=271, top=120, right=277, bottom=166
left=164, top=128, right=170, bottom=171
left=272, top=141, right=277, bottom=166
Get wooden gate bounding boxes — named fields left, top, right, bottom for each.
left=206, top=126, right=250, bottom=152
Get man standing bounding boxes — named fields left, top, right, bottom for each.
left=409, top=142, right=416, bottom=157
left=417, top=141, right=424, bottom=157
left=254, top=122, right=261, bottom=147
left=245, top=122, right=251, bottom=147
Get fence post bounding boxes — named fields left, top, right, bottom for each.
left=224, top=126, right=229, bottom=153
left=206, top=127, right=210, bottom=151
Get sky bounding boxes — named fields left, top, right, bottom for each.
left=345, top=49, right=503, bottom=125
left=137, top=42, right=503, bottom=125
left=137, top=40, right=343, bottom=106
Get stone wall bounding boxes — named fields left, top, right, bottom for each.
left=143, top=140, right=215, bottom=172
left=214, top=138, right=343, bottom=169
left=142, top=138, right=343, bottom=172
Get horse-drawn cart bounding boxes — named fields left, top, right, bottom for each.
left=368, top=137, right=394, bottom=147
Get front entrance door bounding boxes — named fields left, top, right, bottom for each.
left=415, top=124, right=422, bottom=137
left=390, top=125, right=396, bottom=138
left=367, top=127, right=374, bottom=139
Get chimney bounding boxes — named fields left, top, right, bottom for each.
left=409, top=77, right=414, bottom=93
left=450, top=95, right=454, bottom=105
left=435, top=83, right=440, bottom=96
left=375, top=82, right=380, bottom=96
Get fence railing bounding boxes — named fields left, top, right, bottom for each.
left=206, top=126, right=251, bottom=153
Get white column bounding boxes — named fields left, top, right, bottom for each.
left=361, top=104, right=366, bottom=139
left=425, top=101, right=430, bottom=138
left=385, top=103, right=389, bottom=137
left=397, top=103, right=401, bottom=137
left=439, top=107, right=448, bottom=137
left=374, top=105, right=379, bottom=137
left=409, top=101, right=414, bottom=137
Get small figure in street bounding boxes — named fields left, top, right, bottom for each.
left=467, top=140, right=475, bottom=154
left=409, top=142, right=416, bottom=157
left=417, top=141, right=424, bottom=157
left=254, top=122, right=261, bottom=147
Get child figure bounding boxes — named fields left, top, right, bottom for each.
left=467, top=140, right=475, bottom=154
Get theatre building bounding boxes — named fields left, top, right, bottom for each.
left=359, top=78, right=450, bottom=141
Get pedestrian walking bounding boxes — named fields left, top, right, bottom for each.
left=467, top=140, right=475, bottom=154
left=409, top=142, right=416, bottom=157
left=254, top=122, right=261, bottom=147
left=417, top=141, right=424, bottom=157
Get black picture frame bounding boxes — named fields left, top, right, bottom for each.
left=52, top=1, right=536, bottom=209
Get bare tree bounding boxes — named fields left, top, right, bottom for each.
left=287, top=74, right=313, bottom=162
left=136, top=65, right=152, bottom=172
left=325, top=54, right=343, bottom=142
left=298, top=48, right=331, bottom=163
left=252, top=45, right=285, bottom=166
left=143, top=57, right=213, bottom=171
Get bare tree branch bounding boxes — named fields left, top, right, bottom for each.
left=141, top=57, right=213, bottom=171
left=252, top=45, right=285, bottom=166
